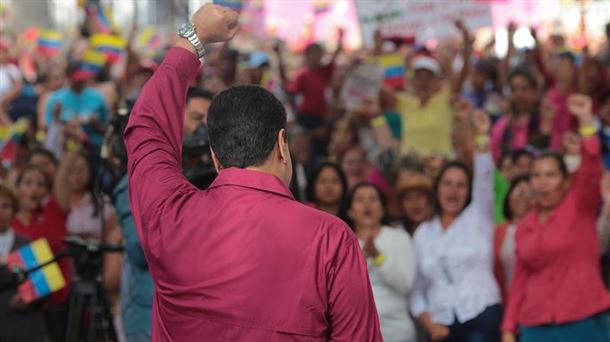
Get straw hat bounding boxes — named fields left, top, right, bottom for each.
left=397, top=173, right=433, bottom=198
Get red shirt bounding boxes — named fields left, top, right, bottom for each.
left=12, top=196, right=71, bottom=304
left=502, top=136, right=610, bottom=332
left=124, top=47, right=381, bottom=341
left=288, top=63, right=334, bottom=116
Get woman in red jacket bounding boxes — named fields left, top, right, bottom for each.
left=502, top=94, right=610, bottom=342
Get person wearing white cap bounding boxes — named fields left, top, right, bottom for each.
left=368, top=21, right=473, bottom=160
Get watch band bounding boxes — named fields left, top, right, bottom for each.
left=179, top=22, right=206, bottom=59
left=187, top=31, right=206, bottom=59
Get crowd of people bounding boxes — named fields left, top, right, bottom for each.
left=1, top=4, right=610, bottom=341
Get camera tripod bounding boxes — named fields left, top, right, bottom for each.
left=63, top=236, right=122, bottom=342
left=64, top=277, right=117, bottom=342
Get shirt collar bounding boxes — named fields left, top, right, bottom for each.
left=208, top=168, right=295, bottom=201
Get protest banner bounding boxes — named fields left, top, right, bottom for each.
left=355, top=0, right=492, bottom=46
left=340, top=63, right=384, bottom=112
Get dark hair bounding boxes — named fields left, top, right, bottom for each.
left=73, top=152, right=101, bottom=217
left=512, top=148, right=535, bottom=164
left=600, top=90, right=610, bottom=107
left=306, top=162, right=348, bottom=205
left=304, top=43, right=323, bottom=56
left=558, top=51, right=575, bottom=64
left=433, top=161, right=472, bottom=214
left=340, top=182, right=389, bottom=230
left=208, top=85, right=287, bottom=168
left=0, top=185, right=18, bottom=213
left=28, top=148, right=58, bottom=166
left=508, top=68, right=537, bottom=90
left=17, top=165, right=50, bottom=191
left=503, top=174, right=530, bottom=221
left=533, top=151, right=569, bottom=179
left=187, top=87, right=214, bottom=103
left=502, top=68, right=543, bottom=156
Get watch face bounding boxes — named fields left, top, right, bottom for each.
left=178, top=23, right=195, bottom=37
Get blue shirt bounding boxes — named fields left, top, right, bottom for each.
left=45, top=86, right=109, bottom=148
left=112, top=175, right=153, bottom=338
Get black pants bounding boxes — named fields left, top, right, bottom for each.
left=447, top=304, right=503, bottom=342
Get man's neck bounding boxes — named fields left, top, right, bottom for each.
left=245, top=165, right=289, bottom=188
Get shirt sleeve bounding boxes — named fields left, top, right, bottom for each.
left=501, top=249, right=527, bottom=333
left=472, top=153, right=494, bottom=230
left=573, top=136, right=602, bottom=217
left=327, top=235, right=382, bottom=341
left=409, top=261, right=428, bottom=319
left=124, top=47, right=200, bottom=257
left=375, top=230, right=416, bottom=296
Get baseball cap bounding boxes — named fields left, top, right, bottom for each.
left=249, top=51, right=270, bottom=68
left=412, top=56, right=441, bottom=77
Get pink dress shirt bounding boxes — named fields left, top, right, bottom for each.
left=124, top=47, right=382, bottom=341
left=502, top=136, right=610, bottom=332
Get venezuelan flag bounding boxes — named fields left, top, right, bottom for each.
left=76, top=49, right=107, bottom=78
left=6, top=238, right=66, bottom=303
left=138, top=26, right=162, bottom=56
left=0, top=119, right=27, bottom=165
left=90, top=33, right=125, bottom=63
left=37, top=29, right=62, bottom=56
left=375, top=53, right=406, bottom=90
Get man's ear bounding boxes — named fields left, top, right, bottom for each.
left=210, top=148, right=223, bottom=172
left=278, top=128, right=289, bottom=165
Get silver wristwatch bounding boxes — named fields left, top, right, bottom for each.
left=178, top=22, right=206, bottom=59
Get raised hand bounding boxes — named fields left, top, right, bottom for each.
left=192, top=4, right=240, bottom=44
left=540, top=97, right=556, bottom=134
left=454, top=98, right=473, bottom=123
left=567, top=93, right=594, bottom=127
left=473, top=109, right=491, bottom=135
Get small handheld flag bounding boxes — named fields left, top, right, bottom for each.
left=37, top=29, right=62, bottom=57
left=73, top=49, right=107, bottom=79
left=90, top=33, right=125, bottom=63
left=6, top=238, right=66, bottom=303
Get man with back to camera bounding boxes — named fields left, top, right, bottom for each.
left=124, top=4, right=382, bottom=341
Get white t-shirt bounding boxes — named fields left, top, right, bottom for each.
left=360, top=226, right=417, bottom=342
left=0, top=63, right=21, bottom=99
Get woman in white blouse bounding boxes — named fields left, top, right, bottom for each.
left=410, top=110, right=502, bottom=341
left=344, top=183, right=417, bottom=342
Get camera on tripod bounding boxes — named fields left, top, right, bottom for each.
left=64, top=236, right=123, bottom=281
left=183, top=124, right=217, bottom=189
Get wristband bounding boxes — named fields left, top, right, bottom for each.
left=373, top=253, right=387, bottom=267
left=579, top=125, right=597, bottom=137
left=475, top=134, right=489, bottom=147
left=370, top=115, right=387, bottom=128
